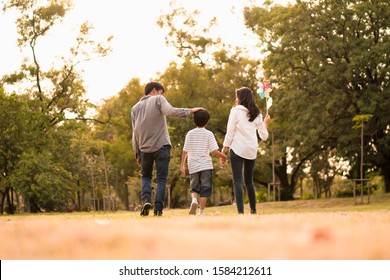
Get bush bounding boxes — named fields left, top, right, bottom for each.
left=301, top=193, right=314, bottom=200
left=256, top=191, right=268, bottom=202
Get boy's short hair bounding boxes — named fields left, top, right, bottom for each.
left=144, top=82, right=165, bottom=95
left=194, top=109, right=210, bottom=127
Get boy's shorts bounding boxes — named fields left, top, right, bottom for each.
left=190, top=169, right=213, bottom=197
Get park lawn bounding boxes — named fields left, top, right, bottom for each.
left=1, top=194, right=390, bottom=260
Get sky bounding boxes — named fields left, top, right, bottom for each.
left=0, top=0, right=290, bottom=104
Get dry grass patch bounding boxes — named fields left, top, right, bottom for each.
left=2, top=195, right=390, bottom=260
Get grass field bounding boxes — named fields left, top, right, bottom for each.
left=2, top=194, right=390, bottom=260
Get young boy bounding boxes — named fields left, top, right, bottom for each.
left=181, top=109, right=227, bottom=216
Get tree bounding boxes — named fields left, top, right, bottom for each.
left=2, top=0, right=112, bottom=126
left=93, top=2, right=269, bottom=208
left=157, top=3, right=220, bottom=67
left=155, top=3, right=271, bottom=206
left=1, top=0, right=112, bottom=213
left=92, top=78, right=144, bottom=208
left=244, top=0, right=390, bottom=196
left=0, top=90, right=36, bottom=213
left=10, top=150, right=74, bottom=212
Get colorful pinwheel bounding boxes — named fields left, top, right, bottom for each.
left=257, top=81, right=273, bottom=115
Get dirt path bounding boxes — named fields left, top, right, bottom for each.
left=2, top=210, right=390, bottom=259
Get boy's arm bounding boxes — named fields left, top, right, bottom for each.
left=211, top=149, right=227, bottom=165
left=181, top=151, right=188, bottom=177
left=211, top=149, right=227, bottom=159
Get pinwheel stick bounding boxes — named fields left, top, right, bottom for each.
left=257, top=81, right=272, bottom=116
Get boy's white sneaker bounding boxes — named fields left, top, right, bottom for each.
left=189, top=201, right=198, bottom=215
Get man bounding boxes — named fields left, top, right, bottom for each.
left=131, top=81, right=202, bottom=216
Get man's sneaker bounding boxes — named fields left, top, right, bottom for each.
left=189, top=201, right=198, bottom=215
left=140, top=202, right=151, bottom=216
left=154, top=210, right=163, bottom=216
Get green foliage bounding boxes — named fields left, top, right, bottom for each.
left=1, top=0, right=112, bottom=214
left=244, top=0, right=390, bottom=194
left=3, top=0, right=73, bottom=47
left=93, top=2, right=270, bottom=208
left=2, top=0, right=389, bottom=214
left=256, top=190, right=268, bottom=203
left=92, top=78, right=144, bottom=208
left=157, top=4, right=220, bottom=67
left=10, top=151, right=74, bottom=212
left=352, top=114, right=373, bottom=129
left=300, top=193, right=314, bottom=200
left=0, top=92, right=47, bottom=213
left=2, top=0, right=112, bottom=126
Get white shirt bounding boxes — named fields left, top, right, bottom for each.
left=183, top=127, right=219, bottom=174
left=223, top=105, right=268, bottom=160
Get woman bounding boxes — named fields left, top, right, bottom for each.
left=222, top=87, right=271, bottom=214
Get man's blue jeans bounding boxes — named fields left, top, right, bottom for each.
left=230, top=149, right=257, bottom=214
left=140, top=145, right=171, bottom=211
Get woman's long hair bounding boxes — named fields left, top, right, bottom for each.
left=236, top=87, right=260, bottom=122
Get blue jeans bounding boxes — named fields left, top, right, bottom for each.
left=140, top=145, right=171, bottom=211
left=230, top=149, right=257, bottom=214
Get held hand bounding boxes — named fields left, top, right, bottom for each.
left=221, top=146, right=229, bottom=154
left=220, top=149, right=228, bottom=166
left=264, top=114, right=271, bottom=125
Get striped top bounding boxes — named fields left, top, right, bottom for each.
left=183, top=127, right=219, bottom=174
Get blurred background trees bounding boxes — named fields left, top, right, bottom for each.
left=1, top=0, right=388, bottom=213
left=244, top=0, right=389, bottom=197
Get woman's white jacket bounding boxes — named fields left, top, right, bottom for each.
left=223, top=105, right=268, bottom=160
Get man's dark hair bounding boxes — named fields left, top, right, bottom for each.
left=194, top=109, right=210, bottom=127
left=144, top=82, right=165, bottom=95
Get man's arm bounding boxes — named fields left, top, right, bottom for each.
left=131, top=108, right=142, bottom=166
left=159, top=95, right=203, bottom=118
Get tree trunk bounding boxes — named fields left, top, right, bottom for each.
left=0, top=190, right=5, bottom=214
left=6, top=186, right=15, bottom=214
left=275, top=156, right=295, bottom=200
left=28, top=197, right=40, bottom=213
left=124, top=183, right=129, bottom=211
left=383, top=161, right=390, bottom=193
